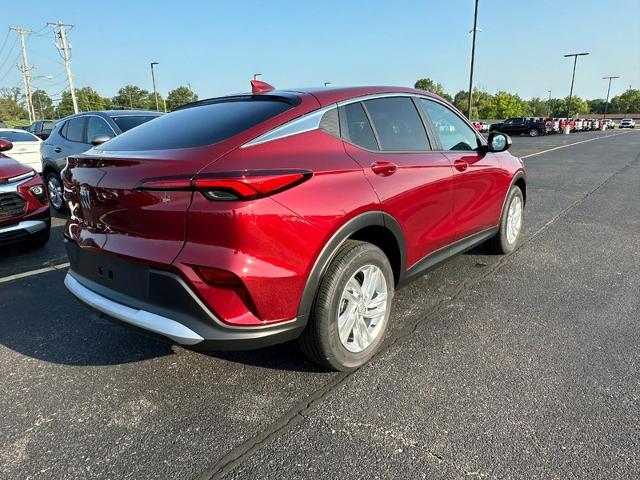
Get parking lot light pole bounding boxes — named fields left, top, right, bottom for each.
left=253, top=73, right=262, bottom=81
left=547, top=90, right=552, bottom=117
left=563, top=52, right=589, bottom=133
left=467, top=0, right=480, bottom=120
left=602, top=76, right=619, bottom=122
left=150, top=62, right=160, bottom=111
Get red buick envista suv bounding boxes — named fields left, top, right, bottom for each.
left=63, top=82, right=526, bottom=370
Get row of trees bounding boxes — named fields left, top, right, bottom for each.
left=414, top=78, right=640, bottom=119
left=1, top=79, right=639, bottom=122
left=0, top=85, right=198, bottom=122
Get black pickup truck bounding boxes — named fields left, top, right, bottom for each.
left=489, top=117, right=546, bottom=137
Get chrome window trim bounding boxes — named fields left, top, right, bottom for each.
left=242, top=105, right=336, bottom=148
left=241, top=91, right=485, bottom=150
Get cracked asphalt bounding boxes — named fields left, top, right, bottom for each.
left=1, top=130, right=638, bottom=479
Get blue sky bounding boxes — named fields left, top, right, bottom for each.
left=2, top=0, right=639, bottom=103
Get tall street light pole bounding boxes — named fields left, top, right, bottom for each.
left=467, top=0, right=480, bottom=120
left=547, top=90, right=552, bottom=117
left=253, top=73, right=262, bottom=81
left=150, top=62, right=160, bottom=111
left=563, top=52, right=589, bottom=132
left=602, top=76, right=619, bottom=121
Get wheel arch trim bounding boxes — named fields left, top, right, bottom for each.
left=296, top=210, right=406, bottom=321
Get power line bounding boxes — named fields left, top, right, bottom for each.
left=0, top=36, right=19, bottom=77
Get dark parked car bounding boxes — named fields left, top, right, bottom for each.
left=42, top=110, right=162, bottom=211
left=63, top=82, right=526, bottom=371
left=26, top=120, right=55, bottom=140
left=0, top=139, right=50, bottom=248
left=490, top=117, right=546, bottom=137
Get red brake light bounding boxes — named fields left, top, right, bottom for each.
left=135, top=170, right=312, bottom=201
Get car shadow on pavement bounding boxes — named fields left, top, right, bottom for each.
left=0, top=287, right=174, bottom=366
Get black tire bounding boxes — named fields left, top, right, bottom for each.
left=28, top=226, right=50, bottom=249
left=485, top=185, right=525, bottom=255
left=45, top=171, right=66, bottom=212
left=299, top=240, right=394, bottom=371
left=528, top=128, right=540, bottom=137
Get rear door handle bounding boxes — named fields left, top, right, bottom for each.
left=453, top=159, right=468, bottom=172
left=371, top=161, right=398, bottom=176
left=54, top=147, right=63, bottom=153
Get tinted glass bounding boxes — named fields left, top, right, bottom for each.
left=363, top=97, right=429, bottom=151
left=420, top=99, right=479, bottom=151
left=86, top=116, right=114, bottom=140
left=342, top=103, right=378, bottom=150
left=0, top=131, right=39, bottom=142
left=102, top=100, right=292, bottom=151
left=42, top=121, right=54, bottom=131
left=111, top=115, right=160, bottom=133
left=65, top=117, right=86, bottom=142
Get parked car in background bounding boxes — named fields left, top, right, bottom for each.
left=619, top=118, right=636, bottom=129
left=490, top=117, right=546, bottom=137
left=26, top=120, right=55, bottom=140
left=0, top=128, right=43, bottom=172
left=0, top=120, right=6, bottom=128
left=0, top=139, right=50, bottom=248
left=42, top=110, right=162, bottom=211
left=63, top=83, right=527, bottom=371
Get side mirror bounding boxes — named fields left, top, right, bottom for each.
left=0, top=139, right=13, bottom=152
left=486, top=132, right=511, bottom=153
left=91, top=134, right=112, bottom=146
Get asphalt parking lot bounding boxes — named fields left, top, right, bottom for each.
left=1, top=129, right=639, bottom=479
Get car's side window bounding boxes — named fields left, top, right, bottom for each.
left=63, top=117, right=87, bottom=143
left=340, top=102, right=379, bottom=151
left=363, top=97, right=430, bottom=151
left=86, top=116, right=114, bottom=141
left=420, top=99, right=479, bottom=152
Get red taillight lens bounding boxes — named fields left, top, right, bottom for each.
left=135, top=170, right=311, bottom=201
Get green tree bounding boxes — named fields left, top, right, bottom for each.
left=552, top=96, right=589, bottom=117
left=112, top=85, right=154, bottom=110
left=610, top=89, right=640, bottom=114
left=494, top=91, right=525, bottom=119
left=32, top=89, right=55, bottom=119
left=166, top=86, right=198, bottom=111
left=0, top=87, right=28, bottom=121
left=587, top=98, right=606, bottom=115
left=413, top=78, right=452, bottom=102
left=55, top=87, right=107, bottom=117
left=527, top=97, right=551, bottom=117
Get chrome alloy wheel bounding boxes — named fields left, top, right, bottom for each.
left=337, top=264, right=389, bottom=353
left=47, top=175, right=63, bottom=210
left=506, top=195, right=523, bottom=245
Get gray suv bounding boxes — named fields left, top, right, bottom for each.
left=41, top=110, right=162, bottom=211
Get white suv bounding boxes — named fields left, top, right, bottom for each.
left=619, top=119, right=636, bottom=129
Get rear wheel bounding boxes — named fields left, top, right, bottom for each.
left=299, top=240, right=394, bottom=371
left=45, top=171, right=65, bottom=212
left=528, top=128, right=540, bottom=137
left=486, top=185, right=524, bottom=255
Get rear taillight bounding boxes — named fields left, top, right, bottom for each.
left=135, top=170, right=312, bottom=201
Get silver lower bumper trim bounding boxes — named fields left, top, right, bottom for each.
left=0, top=220, right=47, bottom=235
left=64, top=273, right=204, bottom=345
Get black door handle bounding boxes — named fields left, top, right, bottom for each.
left=54, top=147, right=62, bottom=153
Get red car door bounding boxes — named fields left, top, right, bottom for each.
left=419, top=98, right=507, bottom=240
left=340, top=97, right=455, bottom=268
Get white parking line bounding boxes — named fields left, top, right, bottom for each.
left=0, top=262, right=70, bottom=284
left=522, top=131, right=631, bottom=159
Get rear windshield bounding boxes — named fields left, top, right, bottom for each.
left=110, top=115, right=160, bottom=133
left=101, top=100, right=293, bottom=151
left=42, top=121, right=54, bottom=131
left=0, top=131, right=39, bottom=142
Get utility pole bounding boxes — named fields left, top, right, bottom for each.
left=547, top=90, right=552, bottom=117
left=563, top=52, right=589, bottom=133
left=10, top=27, right=35, bottom=123
left=467, top=0, right=480, bottom=119
left=602, top=76, right=619, bottom=121
left=150, top=62, right=159, bottom=111
left=48, top=22, right=78, bottom=114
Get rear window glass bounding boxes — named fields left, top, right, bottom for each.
left=64, top=117, right=86, bottom=143
left=42, top=121, right=54, bottom=131
left=0, top=131, right=39, bottom=142
left=111, top=115, right=160, bottom=133
left=101, top=100, right=293, bottom=151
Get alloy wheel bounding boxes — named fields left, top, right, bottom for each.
left=506, top=195, right=523, bottom=245
left=337, top=264, right=389, bottom=353
left=47, top=175, right=63, bottom=210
